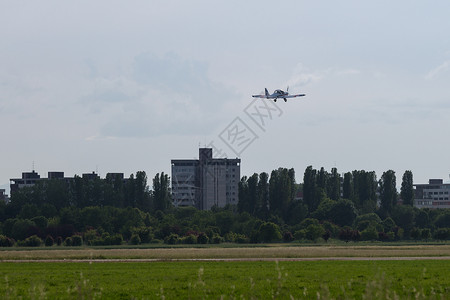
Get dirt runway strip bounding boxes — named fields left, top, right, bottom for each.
left=2, top=256, right=450, bottom=263
left=1, top=245, right=450, bottom=262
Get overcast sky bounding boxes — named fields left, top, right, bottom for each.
left=2, top=1, right=450, bottom=194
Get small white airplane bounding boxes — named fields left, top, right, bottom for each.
left=252, top=87, right=305, bottom=102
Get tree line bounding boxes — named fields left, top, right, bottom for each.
left=0, top=167, right=449, bottom=247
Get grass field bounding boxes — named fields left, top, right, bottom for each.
left=1, top=260, right=449, bottom=299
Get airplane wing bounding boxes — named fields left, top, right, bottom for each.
left=252, top=95, right=266, bottom=98
left=285, top=94, right=306, bottom=98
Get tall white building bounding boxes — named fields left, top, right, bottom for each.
left=171, top=148, right=240, bottom=210
left=414, top=179, right=450, bottom=209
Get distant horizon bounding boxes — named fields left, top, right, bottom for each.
left=3, top=162, right=450, bottom=196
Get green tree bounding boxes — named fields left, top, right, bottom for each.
left=303, top=166, right=318, bottom=213
left=342, top=172, right=353, bottom=200
left=330, top=199, right=357, bottom=227
left=247, top=173, right=259, bottom=215
left=152, top=172, right=171, bottom=211
left=328, top=168, right=341, bottom=201
left=400, top=170, right=414, bottom=206
left=135, top=171, right=151, bottom=211
left=391, top=205, right=415, bottom=234
left=352, top=170, right=377, bottom=213
left=379, top=170, right=397, bottom=215
left=238, top=176, right=249, bottom=213
left=256, top=172, right=269, bottom=219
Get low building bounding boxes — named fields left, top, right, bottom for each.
left=0, top=189, right=9, bottom=204
left=171, top=148, right=240, bottom=210
left=414, top=179, right=450, bottom=209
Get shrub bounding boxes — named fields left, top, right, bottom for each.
left=129, top=233, right=141, bottom=245
left=182, top=234, right=197, bottom=244
left=45, top=235, right=54, bottom=246
left=105, top=234, right=123, bottom=245
left=64, top=237, right=73, bottom=246
left=72, top=235, right=83, bottom=246
left=378, top=231, right=389, bottom=241
left=338, top=227, right=360, bottom=242
left=131, top=226, right=153, bottom=244
left=283, top=231, right=294, bottom=242
left=21, top=235, right=42, bottom=247
left=433, top=228, right=450, bottom=240
left=410, top=227, right=421, bottom=240
left=10, top=219, right=36, bottom=241
left=0, top=235, right=14, bottom=247
left=305, top=224, right=325, bottom=242
left=164, top=233, right=179, bottom=245
left=83, top=229, right=99, bottom=246
left=211, top=234, right=224, bottom=244
left=361, top=227, right=378, bottom=241
left=322, top=230, right=331, bottom=242
left=294, top=229, right=306, bottom=241
left=197, top=232, right=209, bottom=244
left=258, top=222, right=282, bottom=243
left=387, top=231, right=395, bottom=241
left=421, top=228, right=431, bottom=240
left=235, top=234, right=249, bottom=244
left=224, top=232, right=236, bottom=243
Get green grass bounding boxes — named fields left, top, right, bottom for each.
left=0, top=260, right=449, bottom=299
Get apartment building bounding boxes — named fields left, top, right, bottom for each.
left=414, top=179, right=450, bottom=209
left=171, top=148, right=240, bottom=210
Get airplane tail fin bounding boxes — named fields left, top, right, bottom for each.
left=265, top=88, right=269, bottom=96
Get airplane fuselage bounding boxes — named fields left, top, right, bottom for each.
left=252, top=88, right=305, bottom=102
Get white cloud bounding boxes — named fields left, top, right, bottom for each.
left=79, top=52, right=239, bottom=138
left=425, top=60, right=450, bottom=80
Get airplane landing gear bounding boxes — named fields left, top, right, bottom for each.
left=284, top=98, right=287, bottom=102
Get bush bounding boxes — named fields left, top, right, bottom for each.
left=129, top=233, right=141, bottom=245
left=11, top=219, right=36, bottom=241
left=0, top=235, right=14, bottom=247
left=378, top=231, right=389, bottom=241
left=305, top=224, right=325, bottom=242
left=283, top=231, right=294, bottom=242
left=338, top=227, right=360, bottom=242
left=45, top=235, right=54, bottom=246
left=64, top=237, right=73, bottom=246
left=433, top=228, right=450, bottom=240
left=72, top=235, right=83, bottom=246
left=20, top=235, right=42, bottom=247
left=235, top=234, right=249, bottom=244
left=258, top=222, right=282, bottom=243
left=211, top=234, right=224, bottom=244
left=131, top=226, right=153, bottom=244
left=410, top=227, right=421, bottom=240
left=294, top=229, right=306, bottom=241
left=182, top=234, right=197, bottom=244
left=164, top=233, right=179, bottom=245
left=361, top=227, right=378, bottom=241
left=224, top=232, right=236, bottom=243
left=105, top=233, right=123, bottom=245
left=197, top=232, right=209, bottom=244
left=421, top=228, right=431, bottom=240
